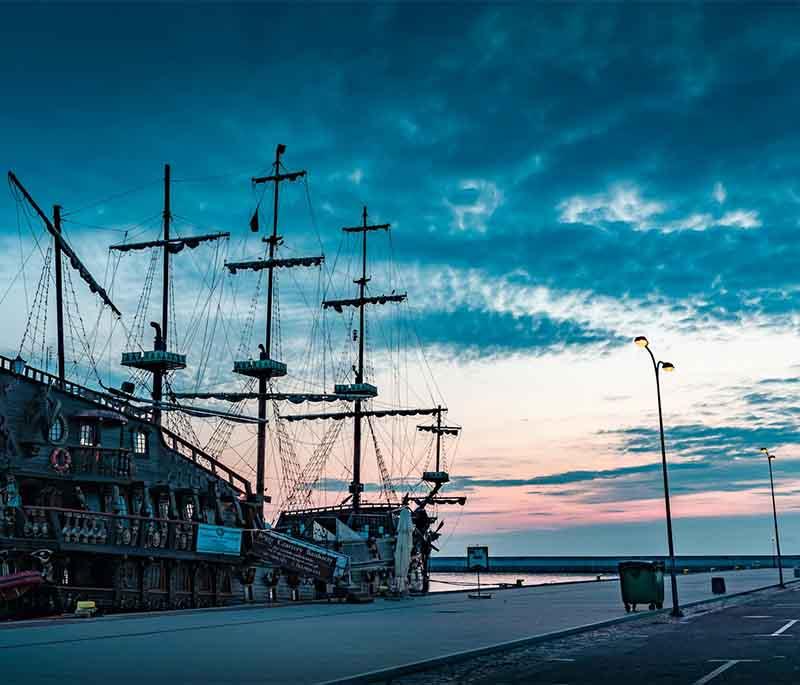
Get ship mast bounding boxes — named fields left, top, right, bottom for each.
left=112, top=163, right=229, bottom=425
left=256, top=144, right=292, bottom=506
left=53, top=204, right=65, bottom=384
left=322, top=207, right=406, bottom=509
left=281, top=207, right=466, bottom=513
left=152, top=163, right=171, bottom=424
left=7, top=171, right=121, bottom=386
left=353, top=208, right=378, bottom=509
left=222, top=144, right=324, bottom=507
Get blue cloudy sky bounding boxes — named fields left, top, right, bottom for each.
left=4, top=3, right=800, bottom=556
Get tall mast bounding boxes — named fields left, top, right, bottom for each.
left=113, top=164, right=228, bottom=426
left=265, top=146, right=282, bottom=355
left=152, top=163, right=171, bottom=425
left=161, top=163, right=171, bottom=346
left=225, top=144, right=323, bottom=508
left=7, top=171, right=121, bottom=382
left=322, top=207, right=404, bottom=510
left=352, top=207, right=369, bottom=509
left=418, top=407, right=461, bottom=490
left=435, top=404, right=442, bottom=471
left=53, top=204, right=66, bottom=385
left=256, top=144, right=284, bottom=506
left=357, top=207, right=368, bottom=382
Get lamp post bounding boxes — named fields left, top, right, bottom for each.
left=634, top=335, right=682, bottom=617
left=759, top=448, right=784, bottom=588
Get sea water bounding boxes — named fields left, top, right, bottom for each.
left=429, top=571, right=616, bottom=592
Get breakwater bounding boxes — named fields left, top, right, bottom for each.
left=430, top=555, right=800, bottom=574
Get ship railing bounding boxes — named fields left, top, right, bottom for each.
left=281, top=502, right=400, bottom=516
left=158, top=426, right=252, bottom=496
left=70, top=447, right=135, bottom=479
left=14, top=506, right=198, bottom=554
left=0, top=354, right=252, bottom=496
left=0, top=354, right=153, bottom=422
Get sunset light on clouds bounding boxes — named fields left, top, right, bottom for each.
left=4, top=2, right=800, bottom=558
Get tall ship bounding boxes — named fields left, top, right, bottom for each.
left=0, top=145, right=465, bottom=618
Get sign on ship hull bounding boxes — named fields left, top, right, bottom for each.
left=252, top=530, right=349, bottom=583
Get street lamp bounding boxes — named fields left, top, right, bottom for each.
left=759, top=447, right=784, bottom=588
left=635, top=336, right=682, bottom=617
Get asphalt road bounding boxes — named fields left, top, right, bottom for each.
left=392, top=582, right=800, bottom=684
left=0, top=568, right=787, bottom=685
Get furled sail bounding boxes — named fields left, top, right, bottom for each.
left=225, top=255, right=324, bottom=274
left=282, top=407, right=441, bottom=423
left=109, top=232, right=230, bottom=254
left=322, top=293, right=406, bottom=313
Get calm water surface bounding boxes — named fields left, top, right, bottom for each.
left=430, top=571, right=617, bottom=592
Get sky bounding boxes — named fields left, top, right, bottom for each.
left=3, top=2, right=800, bottom=557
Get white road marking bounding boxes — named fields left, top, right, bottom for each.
left=743, top=615, right=772, bottom=619
left=546, top=658, right=576, bottom=662
left=771, top=619, right=798, bottom=636
left=693, top=660, right=758, bottom=685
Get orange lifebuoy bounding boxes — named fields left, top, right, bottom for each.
left=50, top=447, right=71, bottom=473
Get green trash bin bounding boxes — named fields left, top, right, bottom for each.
left=618, top=560, right=665, bottom=612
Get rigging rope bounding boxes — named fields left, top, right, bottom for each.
left=286, top=419, right=345, bottom=510
left=367, top=415, right=397, bottom=504
left=18, top=245, right=53, bottom=369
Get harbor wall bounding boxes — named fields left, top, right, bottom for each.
left=430, top=555, right=800, bottom=574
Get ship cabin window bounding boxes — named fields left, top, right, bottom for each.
left=184, top=501, right=195, bottom=521
left=48, top=417, right=65, bottom=443
left=132, top=430, right=148, bottom=456
left=79, top=423, right=95, bottom=447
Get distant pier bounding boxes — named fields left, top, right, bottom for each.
left=430, top=555, right=800, bottom=574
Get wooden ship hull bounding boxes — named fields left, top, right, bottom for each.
left=0, top=358, right=306, bottom=619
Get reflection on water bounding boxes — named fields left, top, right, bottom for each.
left=429, top=571, right=617, bottom=592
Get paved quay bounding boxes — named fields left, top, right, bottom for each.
left=393, top=581, right=800, bottom=684
left=0, top=568, right=787, bottom=685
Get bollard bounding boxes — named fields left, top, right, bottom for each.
left=711, top=577, right=726, bottom=595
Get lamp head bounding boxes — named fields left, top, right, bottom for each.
left=661, top=362, right=675, bottom=372
left=760, top=447, right=768, bottom=454
left=634, top=336, right=649, bottom=348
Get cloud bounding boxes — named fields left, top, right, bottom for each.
left=348, top=168, right=364, bottom=185
left=718, top=209, right=761, bottom=229
left=661, top=209, right=762, bottom=233
left=412, top=307, right=622, bottom=358
left=558, top=185, right=761, bottom=234
left=664, top=212, right=714, bottom=232
left=449, top=461, right=709, bottom=490
left=445, top=179, right=503, bottom=232
left=558, top=185, right=665, bottom=229
left=713, top=181, right=727, bottom=204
